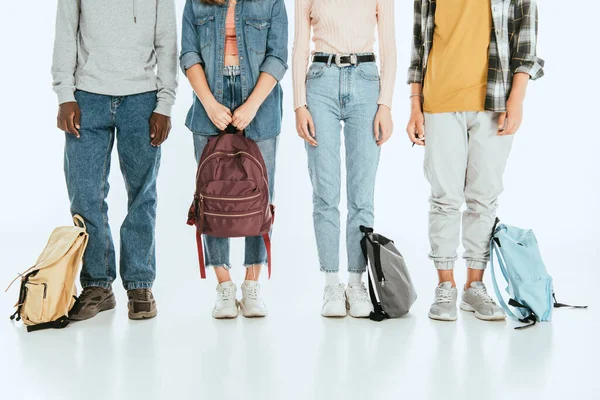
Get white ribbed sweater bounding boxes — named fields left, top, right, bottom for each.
left=292, top=0, right=397, bottom=110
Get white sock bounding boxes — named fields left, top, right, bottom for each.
left=348, top=272, right=363, bottom=286
left=325, top=272, right=340, bottom=286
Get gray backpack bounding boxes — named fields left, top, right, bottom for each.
left=360, top=226, right=417, bottom=321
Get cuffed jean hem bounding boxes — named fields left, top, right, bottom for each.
left=434, top=260, right=456, bottom=270
left=81, top=281, right=113, bottom=290
left=124, top=282, right=154, bottom=291
left=319, top=266, right=339, bottom=273
left=466, top=260, right=487, bottom=270
left=348, top=266, right=367, bottom=274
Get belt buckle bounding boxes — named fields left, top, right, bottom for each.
left=335, top=54, right=356, bottom=68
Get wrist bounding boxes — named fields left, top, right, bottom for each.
left=245, top=98, right=261, bottom=112
left=507, top=95, right=524, bottom=105
left=200, top=95, right=219, bottom=109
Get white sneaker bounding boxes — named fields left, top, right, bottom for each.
left=321, top=284, right=347, bottom=317
left=345, top=283, right=374, bottom=318
left=213, top=281, right=239, bottom=319
left=239, top=280, right=268, bottom=318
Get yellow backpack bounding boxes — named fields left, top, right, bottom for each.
left=6, top=216, right=88, bottom=332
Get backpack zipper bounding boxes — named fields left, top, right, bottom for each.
left=203, top=210, right=262, bottom=218
left=200, top=192, right=261, bottom=202
left=42, top=283, right=47, bottom=299
left=198, top=151, right=269, bottom=190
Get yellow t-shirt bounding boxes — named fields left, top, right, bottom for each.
left=423, top=0, right=492, bottom=113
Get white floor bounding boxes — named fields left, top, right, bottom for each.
left=1, top=228, right=598, bottom=400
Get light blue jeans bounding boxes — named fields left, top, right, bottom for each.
left=64, top=90, right=160, bottom=290
left=192, top=66, right=278, bottom=269
left=305, top=57, right=381, bottom=273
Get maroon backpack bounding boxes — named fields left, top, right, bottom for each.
left=187, top=131, right=274, bottom=279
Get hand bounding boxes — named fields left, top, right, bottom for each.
left=406, top=109, right=425, bottom=146
left=232, top=101, right=259, bottom=131
left=498, top=98, right=523, bottom=136
left=295, top=106, right=317, bottom=147
left=206, top=100, right=232, bottom=131
left=374, top=105, right=393, bottom=146
left=150, top=113, right=172, bottom=147
left=57, top=102, right=81, bottom=138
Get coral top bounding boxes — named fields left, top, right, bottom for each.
left=225, top=0, right=238, bottom=57
left=292, top=0, right=397, bottom=110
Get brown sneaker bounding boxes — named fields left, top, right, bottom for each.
left=127, top=289, right=157, bottom=320
left=69, top=287, right=116, bottom=321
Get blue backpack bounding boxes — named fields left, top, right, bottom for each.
left=490, top=218, right=587, bottom=329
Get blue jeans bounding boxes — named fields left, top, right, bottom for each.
left=64, top=90, right=160, bottom=290
left=192, top=66, right=277, bottom=269
left=305, top=59, right=381, bottom=273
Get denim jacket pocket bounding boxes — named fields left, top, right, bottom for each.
left=194, top=15, right=215, bottom=50
left=357, top=63, right=380, bottom=82
left=245, top=19, right=271, bottom=55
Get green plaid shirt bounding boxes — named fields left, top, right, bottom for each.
left=408, top=0, right=545, bottom=112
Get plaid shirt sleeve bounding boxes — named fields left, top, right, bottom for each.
left=407, top=0, right=424, bottom=84
left=510, top=0, right=545, bottom=80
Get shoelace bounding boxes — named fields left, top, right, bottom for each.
left=347, top=284, right=370, bottom=304
left=435, top=287, right=454, bottom=303
left=472, top=287, right=496, bottom=304
left=325, top=285, right=345, bottom=302
left=244, top=284, right=259, bottom=300
left=219, top=286, right=235, bottom=302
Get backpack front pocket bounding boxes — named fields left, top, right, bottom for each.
left=200, top=180, right=262, bottom=213
left=22, top=282, right=48, bottom=325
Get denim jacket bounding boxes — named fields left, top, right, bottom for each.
left=180, top=0, right=288, bottom=140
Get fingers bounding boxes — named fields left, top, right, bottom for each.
left=232, top=112, right=250, bottom=131
left=150, top=123, right=161, bottom=146
left=213, top=112, right=231, bottom=131
left=406, top=121, right=425, bottom=146
left=374, top=118, right=382, bottom=142
left=377, top=128, right=391, bottom=147
left=307, top=115, right=316, bottom=137
left=150, top=119, right=157, bottom=139
left=66, top=114, right=79, bottom=138
left=297, top=120, right=317, bottom=146
left=497, top=112, right=507, bottom=135
left=74, top=107, right=81, bottom=130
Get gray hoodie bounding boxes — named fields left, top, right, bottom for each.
left=51, top=0, right=178, bottom=116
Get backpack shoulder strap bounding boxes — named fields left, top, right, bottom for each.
left=26, top=316, right=70, bottom=333
left=263, top=233, right=271, bottom=279
left=489, top=240, right=518, bottom=320
left=196, top=230, right=207, bottom=279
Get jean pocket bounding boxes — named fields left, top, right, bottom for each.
left=195, top=15, right=215, bottom=50
left=357, top=63, right=380, bottom=81
left=306, top=64, right=326, bottom=81
left=245, top=19, right=271, bottom=55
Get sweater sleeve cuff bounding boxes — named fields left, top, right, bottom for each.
left=260, top=56, right=288, bottom=82
left=180, top=51, right=204, bottom=75
left=56, top=88, right=76, bottom=105
left=154, top=100, right=173, bottom=117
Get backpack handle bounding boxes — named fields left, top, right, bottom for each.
left=222, top=124, right=244, bottom=135
left=73, top=215, right=86, bottom=230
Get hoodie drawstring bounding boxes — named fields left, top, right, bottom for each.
left=133, top=0, right=137, bottom=23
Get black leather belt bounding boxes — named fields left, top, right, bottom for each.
left=312, top=53, right=375, bottom=67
